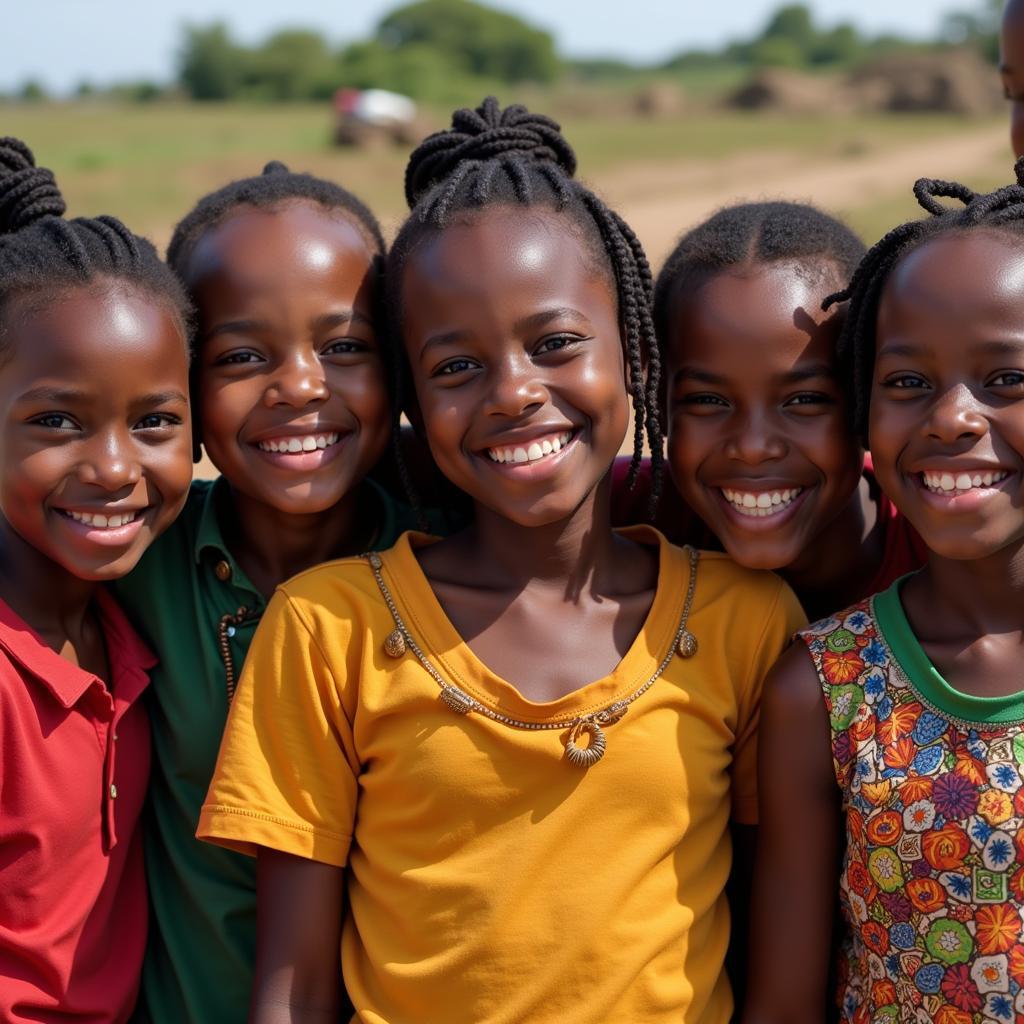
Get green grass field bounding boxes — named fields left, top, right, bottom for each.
left=1, top=101, right=1013, bottom=257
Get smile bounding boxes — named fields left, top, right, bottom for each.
left=921, top=470, right=1010, bottom=496
left=721, top=487, right=804, bottom=518
left=486, top=431, right=573, bottom=465
left=257, top=432, right=340, bottom=454
left=59, top=509, right=140, bottom=529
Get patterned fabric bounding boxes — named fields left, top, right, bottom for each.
left=799, top=593, right=1024, bottom=1024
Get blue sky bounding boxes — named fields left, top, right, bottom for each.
left=8, top=0, right=969, bottom=93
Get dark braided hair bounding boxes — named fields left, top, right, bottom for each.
left=824, top=158, right=1024, bottom=441
left=0, top=137, right=191, bottom=353
left=387, top=97, right=664, bottom=512
left=166, top=160, right=385, bottom=279
left=653, top=201, right=866, bottom=351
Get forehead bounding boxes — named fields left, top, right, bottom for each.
left=1, top=282, right=188, bottom=387
left=879, top=231, right=1024, bottom=341
left=403, top=206, right=613, bottom=306
left=668, top=262, right=842, bottom=369
left=1003, top=0, right=1024, bottom=59
left=186, top=202, right=375, bottom=292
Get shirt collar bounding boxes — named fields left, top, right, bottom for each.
left=192, top=474, right=398, bottom=564
left=0, top=586, right=155, bottom=709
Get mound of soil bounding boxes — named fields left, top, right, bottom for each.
left=726, top=68, right=850, bottom=114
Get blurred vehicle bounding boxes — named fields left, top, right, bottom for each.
left=333, top=87, right=419, bottom=146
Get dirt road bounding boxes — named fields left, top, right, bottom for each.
left=606, top=122, right=1009, bottom=266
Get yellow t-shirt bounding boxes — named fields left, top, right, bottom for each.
left=198, top=527, right=804, bottom=1024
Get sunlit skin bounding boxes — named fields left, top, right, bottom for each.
left=741, top=231, right=1024, bottom=1024
left=399, top=206, right=657, bottom=702
left=0, top=281, right=191, bottom=671
left=185, top=202, right=391, bottom=595
left=1001, top=0, right=1024, bottom=158
left=665, top=261, right=877, bottom=617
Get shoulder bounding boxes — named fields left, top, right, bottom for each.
left=690, top=548, right=802, bottom=621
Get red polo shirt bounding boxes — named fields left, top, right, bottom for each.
left=0, top=587, right=154, bottom=1023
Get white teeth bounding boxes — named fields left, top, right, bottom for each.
left=922, top=470, right=1010, bottom=495
left=66, top=510, right=138, bottom=528
left=487, top=431, right=573, bottom=465
left=258, top=433, right=339, bottom=454
left=722, top=487, right=803, bottom=517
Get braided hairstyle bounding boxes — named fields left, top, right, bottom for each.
left=166, top=160, right=385, bottom=279
left=653, top=201, right=865, bottom=351
left=387, top=96, right=664, bottom=511
left=0, top=137, right=191, bottom=353
left=824, top=159, right=1024, bottom=441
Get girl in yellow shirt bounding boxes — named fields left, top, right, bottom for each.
left=199, top=98, right=805, bottom=1024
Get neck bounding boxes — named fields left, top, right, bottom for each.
left=909, top=541, right=1024, bottom=637
left=463, top=476, right=622, bottom=595
left=0, top=519, right=97, bottom=640
left=225, top=482, right=373, bottom=597
left=780, top=476, right=881, bottom=619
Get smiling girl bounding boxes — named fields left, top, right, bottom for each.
left=198, top=99, right=805, bottom=1024
left=745, top=166, right=1024, bottom=1023
left=0, top=139, right=192, bottom=1021
left=112, top=163, right=415, bottom=1024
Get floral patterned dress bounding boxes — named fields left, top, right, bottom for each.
left=799, top=578, right=1024, bottom=1024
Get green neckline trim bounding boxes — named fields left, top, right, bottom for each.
left=872, top=575, right=1024, bottom=726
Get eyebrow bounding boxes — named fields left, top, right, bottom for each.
left=674, top=363, right=835, bottom=385
left=204, top=318, right=268, bottom=341
left=420, top=307, right=591, bottom=360
left=878, top=340, right=1024, bottom=358
left=17, top=387, right=188, bottom=406
left=313, top=310, right=372, bottom=332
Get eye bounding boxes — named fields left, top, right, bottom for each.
left=535, top=334, right=583, bottom=355
left=882, top=372, right=930, bottom=390
left=435, top=358, right=478, bottom=377
left=31, top=413, right=78, bottom=430
left=784, top=392, right=833, bottom=410
left=134, top=413, right=182, bottom=431
left=215, top=350, right=264, bottom=366
left=989, top=370, right=1024, bottom=387
left=324, top=338, right=370, bottom=356
left=680, top=392, right=728, bottom=408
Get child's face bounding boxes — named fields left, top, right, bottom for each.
left=870, top=231, right=1024, bottom=561
left=665, top=262, right=862, bottom=571
left=188, top=203, right=389, bottom=516
left=400, top=207, right=630, bottom=527
left=0, top=282, right=191, bottom=580
left=1001, top=0, right=1024, bottom=158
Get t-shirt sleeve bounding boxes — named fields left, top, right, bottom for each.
left=197, top=588, right=358, bottom=867
left=731, top=578, right=807, bottom=825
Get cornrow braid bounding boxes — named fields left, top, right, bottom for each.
left=388, top=97, right=664, bottom=514
left=0, top=137, right=191, bottom=351
left=824, top=158, right=1024, bottom=441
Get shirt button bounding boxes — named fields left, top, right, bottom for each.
left=110, top=784, right=118, bottom=799
left=214, top=560, right=232, bottom=582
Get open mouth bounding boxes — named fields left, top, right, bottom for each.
left=921, top=470, right=1010, bottom=497
left=486, top=430, right=574, bottom=465
left=257, top=432, right=340, bottom=454
left=58, top=509, right=140, bottom=529
left=721, top=487, right=804, bottom=518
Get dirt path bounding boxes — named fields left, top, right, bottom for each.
left=604, top=122, right=1009, bottom=267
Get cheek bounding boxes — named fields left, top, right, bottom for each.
left=331, top=362, right=391, bottom=435
left=197, top=376, right=253, bottom=447
left=1013, top=105, right=1024, bottom=159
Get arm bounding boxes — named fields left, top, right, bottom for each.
left=250, top=849, right=346, bottom=1024
left=742, top=643, right=841, bottom=1024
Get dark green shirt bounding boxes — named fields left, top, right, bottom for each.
left=116, top=476, right=421, bottom=1024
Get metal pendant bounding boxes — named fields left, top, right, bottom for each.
left=384, top=629, right=406, bottom=658
left=565, top=718, right=607, bottom=767
left=677, top=630, right=698, bottom=658
left=440, top=685, right=475, bottom=714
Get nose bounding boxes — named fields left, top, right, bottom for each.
left=925, top=383, right=988, bottom=443
left=264, top=349, right=329, bottom=408
left=484, top=354, right=548, bottom=418
left=723, top=409, right=787, bottom=465
left=77, top=427, right=142, bottom=492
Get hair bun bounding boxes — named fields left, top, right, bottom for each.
left=405, top=96, right=577, bottom=208
left=262, top=160, right=291, bottom=176
left=0, top=137, right=66, bottom=233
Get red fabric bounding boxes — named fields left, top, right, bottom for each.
left=0, top=588, right=154, bottom=1023
left=610, top=454, right=926, bottom=601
